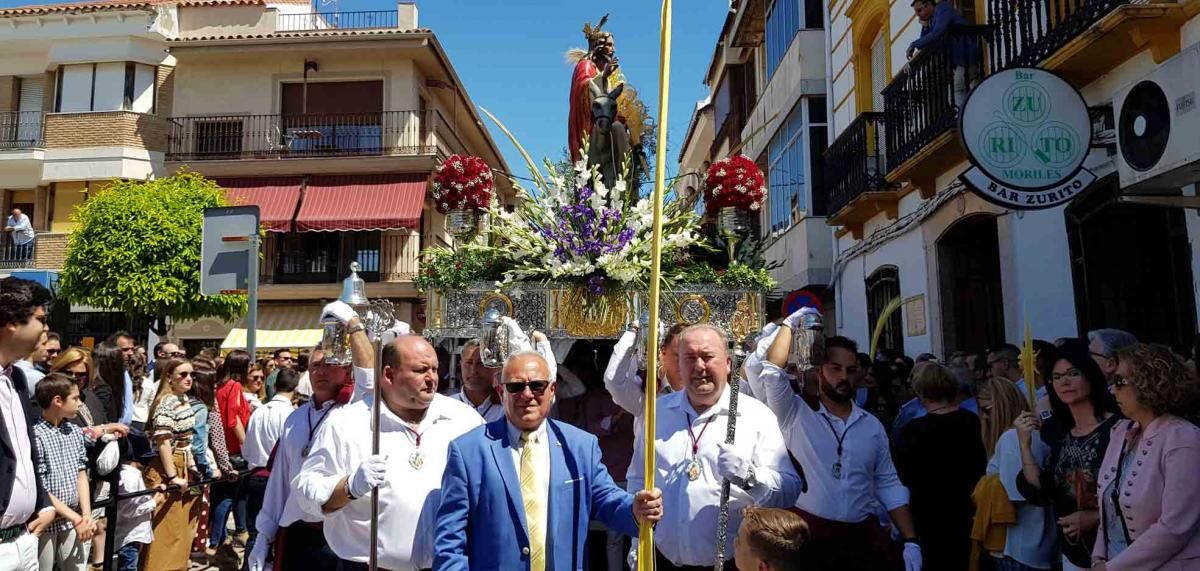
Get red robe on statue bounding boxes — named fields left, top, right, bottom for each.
left=568, top=58, right=600, bottom=162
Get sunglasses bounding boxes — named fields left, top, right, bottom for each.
left=175, top=371, right=194, bottom=379
left=69, top=371, right=89, bottom=382
left=168, top=351, right=186, bottom=358
left=248, top=375, right=265, bottom=382
left=503, top=380, right=551, bottom=396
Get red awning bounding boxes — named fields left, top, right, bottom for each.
left=294, top=174, right=426, bottom=232
left=218, top=177, right=303, bottom=232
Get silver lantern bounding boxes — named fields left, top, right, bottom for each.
left=718, top=206, right=752, bottom=264
left=478, top=308, right=512, bottom=368
left=318, top=262, right=372, bottom=365
left=789, top=310, right=825, bottom=373
left=447, top=208, right=479, bottom=239
left=633, top=308, right=661, bottom=371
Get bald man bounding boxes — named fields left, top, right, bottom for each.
left=296, top=335, right=483, bottom=571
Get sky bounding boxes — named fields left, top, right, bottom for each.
left=0, top=0, right=733, bottom=184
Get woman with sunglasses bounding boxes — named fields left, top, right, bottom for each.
left=1090, top=344, right=1200, bottom=570
left=142, top=358, right=200, bottom=571
left=1011, top=343, right=1119, bottom=571
left=243, top=364, right=266, bottom=412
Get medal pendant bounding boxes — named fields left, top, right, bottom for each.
left=832, top=462, right=842, bottom=480
left=409, top=450, right=425, bottom=470
left=686, top=460, right=701, bottom=481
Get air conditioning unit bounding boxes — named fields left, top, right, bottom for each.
left=1114, top=42, right=1200, bottom=190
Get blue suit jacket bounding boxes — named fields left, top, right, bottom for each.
left=435, top=418, right=639, bottom=571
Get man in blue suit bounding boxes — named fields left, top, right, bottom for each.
left=435, top=350, right=663, bottom=571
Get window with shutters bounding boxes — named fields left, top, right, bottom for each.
left=54, top=63, right=157, bottom=113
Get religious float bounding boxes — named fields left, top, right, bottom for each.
left=418, top=15, right=776, bottom=354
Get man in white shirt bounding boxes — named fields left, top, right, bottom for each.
left=4, top=208, right=34, bottom=262
left=13, top=332, right=47, bottom=398
left=241, top=369, right=298, bottom=566
left=751, top=309, right=922, bottom=571
left=450, top=340, right=504, bottom=423
left=247, top=302, right=377, bottom=571
left=296, top=335, right=483, bottom=571
left=628, top=324, right=801, bottom=571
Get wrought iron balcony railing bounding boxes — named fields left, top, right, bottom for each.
left=824, top=112, right=890, bottom=216
left=987, top=0, right=1127, bottom=72
left=0, top=111, right=43, bottom=150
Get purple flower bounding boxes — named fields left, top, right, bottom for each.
left=586, top=274, right=606, bottom=296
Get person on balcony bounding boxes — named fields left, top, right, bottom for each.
left=4, top=208, right=34, bottom=263
left=907, top=0, right=975, bottom=110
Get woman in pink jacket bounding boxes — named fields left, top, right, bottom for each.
left=1092, top=343, right=1200, bottom=570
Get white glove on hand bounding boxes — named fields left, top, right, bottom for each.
left=247, top=536, right=271, bottom=571
left=903, top=542, right=922, bottom=571
left=322, top=300, right=358, bottom=326
left=783, top=306, right=821, bottom=331
left=389, top=319, right=411, bottom=336
left=500, top=316, right=532, bottom=352
left=716, top=442, right=754, bottom=487
left=348, top=454, right=389, bottom=498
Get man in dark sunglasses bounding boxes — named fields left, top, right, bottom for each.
left=436, top=350, right=663, bottom=569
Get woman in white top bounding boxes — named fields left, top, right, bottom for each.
left=979, top=377, right=1058, bottom=571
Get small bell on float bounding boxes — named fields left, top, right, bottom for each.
left=318, top=262, right=370, bottom=365
left=478, top=308, right=511, bottom=368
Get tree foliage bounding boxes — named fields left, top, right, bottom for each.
left=58, top=172, right=247, bottom=324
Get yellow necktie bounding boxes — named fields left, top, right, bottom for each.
left=520, top=431, right=546, bottom=571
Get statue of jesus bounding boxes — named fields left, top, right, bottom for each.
left=567, top=15, right=619, bottom=163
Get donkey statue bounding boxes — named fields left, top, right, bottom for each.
left=587, top=79, right=632, bottom=194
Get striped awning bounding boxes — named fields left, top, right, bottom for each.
left=294, top=174, right=426, bottom=232
left=218, top=177, right=304, bottom=233
left=219, top=304, right=323, bottom=351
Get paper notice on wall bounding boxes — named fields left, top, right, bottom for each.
left=905, top=295, right=926, bottom=337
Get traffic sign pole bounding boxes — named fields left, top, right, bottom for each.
left=247, top=232, right=259, bottom=358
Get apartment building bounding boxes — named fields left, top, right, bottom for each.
left=824, top=0, right=1200, bottom=355
left=679, top=0, right=833, bottom=322
left=0, top=0, right=508, bottom=351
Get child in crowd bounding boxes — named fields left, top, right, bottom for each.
left=114, top=439, right=162, bottom=571
left=733, top=506, right=810, bottom=571
left=33, top=373, right=95, bottom=571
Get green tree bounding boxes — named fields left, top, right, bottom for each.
left=58, top=172, right=247, bottom=332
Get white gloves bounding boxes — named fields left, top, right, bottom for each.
left=322, top=300, right=358, bottom=326
left=388, top=320, right=411, bottom=337
left=716, top=442, right=754, bottom=488
left=348, top=454, right=389, bottom=498
left=247, top=537, right=271, bottom=571
left=903, top=542, right=922, bottom=571
left=783, top=306, right=821, bottom=331
left=500, top=317, right=531, bottom=351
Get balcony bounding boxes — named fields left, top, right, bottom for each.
left=257, top=230, right=419, bottom=300
left=987, top=0, right=1191, bottom=85
left=824, top=112, right=895, bottom=236
left=883, top=25, right=988, bottom=187
left=166, top=109, right=467, bottom=176
left=0, top=112, right=43, bottom=150
left=276, top=10, right=398, bottom=32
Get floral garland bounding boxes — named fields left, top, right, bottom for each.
left=703, top=155, right=765, bottom=217
left=430, top=154, right=494, bottom=214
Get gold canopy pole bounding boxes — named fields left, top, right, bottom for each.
left=639, top=1, right=671, bottom=569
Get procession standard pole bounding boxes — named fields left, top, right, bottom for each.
left=369, top=335, right=383, bottom=571
left=639, top=1, right=671, bottom=569
left=713, top=370, right=741, bottom=569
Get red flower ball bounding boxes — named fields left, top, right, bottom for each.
left=430, top=154, right=495, bottom=215
left=703, top=155, right=766, bottom=217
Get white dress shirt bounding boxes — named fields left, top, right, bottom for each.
left=255, top=400, right=336, bottom=543
left=751, top=361, right=910, bottom=523
left=243, top=395, right=295, bottom=469
left=295, top=394, right=483, bottom=569
left=626, top=385, right=801, bottom=566
left=450, top=391, right=505, bottom=423
left=115, top=464, right=154, bottom=547
left=0, top=371, right=38, bottom=528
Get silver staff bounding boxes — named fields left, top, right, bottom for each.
left=713, top=335, right=751, bottom=570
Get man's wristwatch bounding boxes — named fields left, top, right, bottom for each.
left=346, top=322, right=366, bottom=336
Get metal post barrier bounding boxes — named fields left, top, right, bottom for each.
left=93, top=470, right=253, bottom=571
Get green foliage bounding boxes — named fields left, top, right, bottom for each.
left=58, top=172, right=247, bottom=323
left=413, top=245, right=507, bottom=292
left=667, top=261, right=778, bottom=292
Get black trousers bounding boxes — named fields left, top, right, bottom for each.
left=239, top=474, right=270, bottom=571
left=277, top=522, right=339, bottom=570
left=655, top=550, right=736, bottom=571
left=336, top=560, right=430, bottom=571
